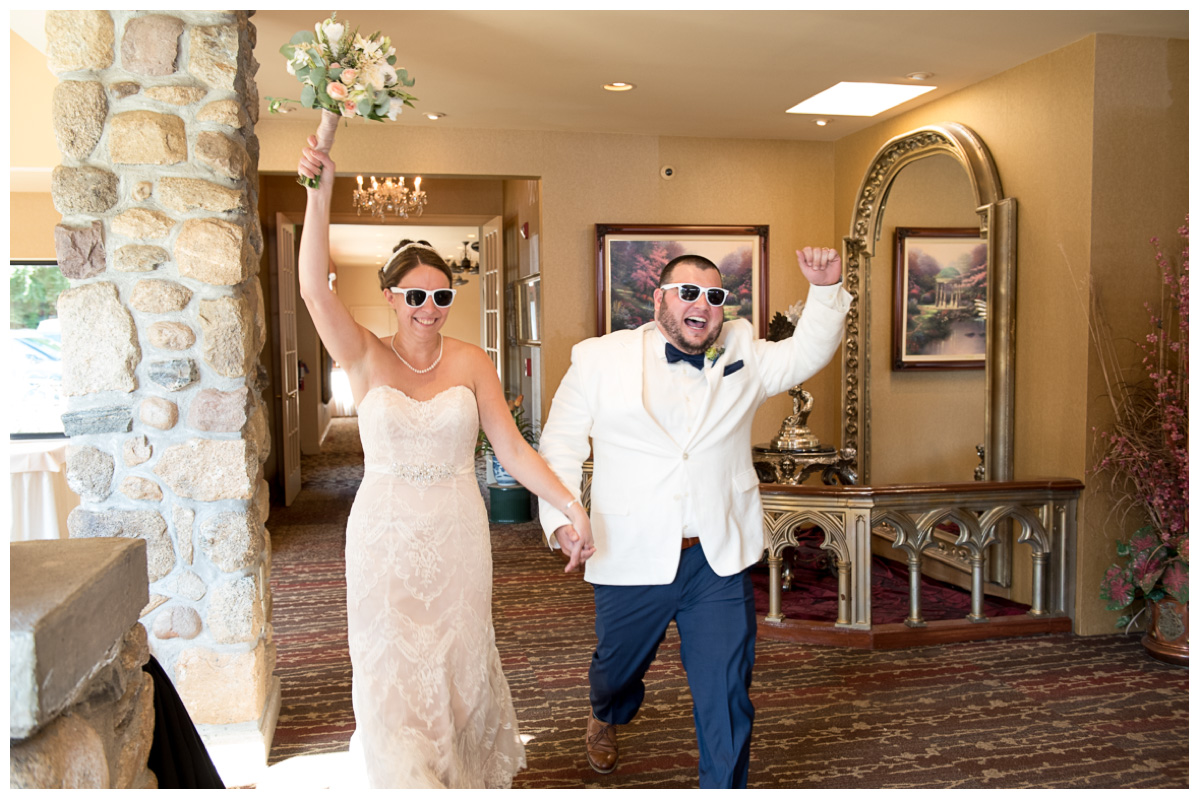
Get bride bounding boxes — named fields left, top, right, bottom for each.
left=296, top=139, right=595, bottom=788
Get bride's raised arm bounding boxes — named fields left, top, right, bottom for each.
left=296, top=137, right=375, bottom=369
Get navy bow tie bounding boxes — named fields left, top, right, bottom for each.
left=665, top=342, right=706, bottom=370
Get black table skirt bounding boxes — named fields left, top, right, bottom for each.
left=143, top=656, right=226, bottom=789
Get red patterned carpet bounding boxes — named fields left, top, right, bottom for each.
left=265, top=419, right=1188, bottom=788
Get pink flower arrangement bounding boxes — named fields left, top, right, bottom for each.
left=1096, top=219, right=1189, bottom=629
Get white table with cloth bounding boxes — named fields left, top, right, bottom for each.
left=10, top=438, right=79, bottom=541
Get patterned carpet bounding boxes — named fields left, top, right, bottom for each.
left=266, top=418, right=1189, bottom=788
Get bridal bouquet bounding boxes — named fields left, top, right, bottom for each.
left=267, top=14, right=418, bottom=187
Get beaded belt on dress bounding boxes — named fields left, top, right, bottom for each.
left=364, top=461, right=465, bottom=486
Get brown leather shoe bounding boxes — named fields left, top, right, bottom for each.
left=585, top=710, right=618, bottom=774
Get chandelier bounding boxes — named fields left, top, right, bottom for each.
left=353, top=175, right=427, bottom=219
left=449, top=240, right=480, bottom=287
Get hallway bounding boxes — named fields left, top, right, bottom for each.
left=262, top=418, right=1188, bottom=789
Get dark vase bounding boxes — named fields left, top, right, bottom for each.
left=1142, top=596, right=1189, bottom=667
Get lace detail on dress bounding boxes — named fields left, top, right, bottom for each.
left=344, top=385, right=524, bottom=788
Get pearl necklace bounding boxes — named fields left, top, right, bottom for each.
left=391, top=332, right=443, bottom=374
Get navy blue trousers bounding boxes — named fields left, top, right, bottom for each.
left=590, top=544, right=757, bottom=789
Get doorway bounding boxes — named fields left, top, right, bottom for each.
left=260, top=174, right=542, bottom=504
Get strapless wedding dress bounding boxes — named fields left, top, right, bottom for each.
left=344, top=385, right=524, bottom=788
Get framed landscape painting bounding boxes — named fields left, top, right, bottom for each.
left=892, top=227, right=988, bottom=371
left=595, top=224, right=768, bottom=337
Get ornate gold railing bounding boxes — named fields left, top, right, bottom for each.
left=577, top=464, right=1082, bottom=639
left=759, top=480, right=1083, bottom=630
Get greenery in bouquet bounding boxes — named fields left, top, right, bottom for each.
left=268, top=14, right=417, bottom=121
left=1096, top=220, right=1189, bottom=630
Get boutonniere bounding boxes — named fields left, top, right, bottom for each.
left=705, top=345, right=725, bottom=366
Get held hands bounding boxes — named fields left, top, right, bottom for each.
left=298, top=136, right=335, bottom=199
left=553, top=503, right=596, bottom=573
left=796, top=246, right=842, bottom=286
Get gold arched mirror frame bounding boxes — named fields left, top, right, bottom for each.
left=841, top=122, right=1016, bottom=485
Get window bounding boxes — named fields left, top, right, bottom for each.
left=9, top=260, right=67, bottom=437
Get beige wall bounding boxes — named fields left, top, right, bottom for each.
left=10, top=32, right=57, bottom=260
left=867, top=154, right=985, bottom=484
left=257, top=120, right=842, bottom=448
left=834, top=34, right=1188, bottom=634
left=10, top=31, right=57, bottom=178
left=836, top=37, right=1098, bottom=488
left=257, top=121, right=659, bottom=425
left=655, top=137, right=838, bottom=445
left=504, top=179, right=541, bottom=282
left=1082, top=35, right=1189, bottom=634
left=10, top=193, right=58, bottom=259
left=15, top=25, right=1186, bottom=635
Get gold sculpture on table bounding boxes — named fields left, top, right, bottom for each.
left=771, top=384, right=821, bottom=450
left=753, top=383, right=857, bottom=486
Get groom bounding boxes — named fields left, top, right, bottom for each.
left=538, top=247, right=849, bottom=788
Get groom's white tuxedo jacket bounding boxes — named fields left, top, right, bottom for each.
left=539, top=284, right=851, bottom=586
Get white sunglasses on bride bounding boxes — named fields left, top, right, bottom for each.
left=389, top=287, right=457, bottom=308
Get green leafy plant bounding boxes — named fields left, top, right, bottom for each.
left=477, top=394, right=538, bottom=457
left=10, top=264, right=68, bottom=331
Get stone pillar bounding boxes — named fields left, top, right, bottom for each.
left=46, top=10, right=277, bottom=786
left=10, top=538, right=156, bottom=789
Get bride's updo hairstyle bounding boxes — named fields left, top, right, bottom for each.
left=378, top=239, right=453, bottom=291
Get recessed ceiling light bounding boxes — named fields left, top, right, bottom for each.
left=814, top=119, right=830, bottom=127
left=906, top=72, right=934, bottom=81
left=786, top=81, right=937, bottom=117
left=425, top=112, right=446, bottom=120
left=603, top=82, right=636, bottom=92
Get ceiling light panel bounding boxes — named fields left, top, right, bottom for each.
left=786, top=81, right=936, bottom=117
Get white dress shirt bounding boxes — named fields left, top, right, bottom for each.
left=644, top=329, right=710, bottom=541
